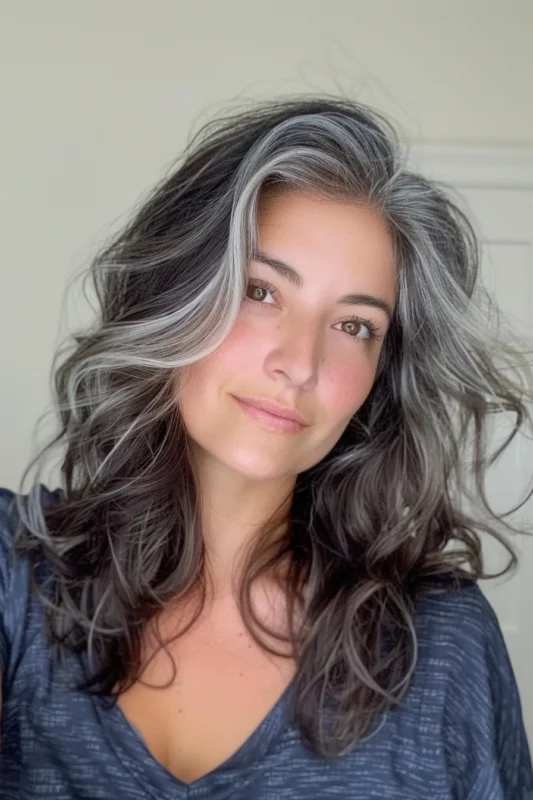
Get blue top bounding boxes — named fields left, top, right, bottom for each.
left=1, top=484, right=532, bottom=800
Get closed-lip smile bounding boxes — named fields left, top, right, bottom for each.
left=232, top=395, right=309, bottom=426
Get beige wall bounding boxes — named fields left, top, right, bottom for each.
left=1, top=0, right=532, bottom=487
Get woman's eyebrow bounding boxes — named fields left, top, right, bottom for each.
left=252, top=249, right=393, bottom=322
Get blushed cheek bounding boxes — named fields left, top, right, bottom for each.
left=210, top=315, right=261, bottom=373
left=178, top=317, right=262, bottom=408
left=325, top=359, right=376, bottom=422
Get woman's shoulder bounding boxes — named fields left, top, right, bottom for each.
left=0, top=482, right=60, bottom=519
left=409, top=574, right=524, bottom=736
left=414, top=571, right=494, bottom=619
left=0, top=486, right=19, bottom=540
left=0, top=483, right=60, bottom=661
left=414, top=575, right=530, bottom=746
left=0, top=483, right=59, bottom=674
left=0, top=485, right=28, bottom=593
left=408, top=575, right=533, bottom=794
left=0, top=482, right=60, bottom=558
left=412, top=573, right=509, bottom=674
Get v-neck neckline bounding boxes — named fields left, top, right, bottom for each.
left=92, top=671, right=296, bottom=799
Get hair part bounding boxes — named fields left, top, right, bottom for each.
left=14, top=93, right=533, bottom=757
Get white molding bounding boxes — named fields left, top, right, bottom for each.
left=403, top=143, right=533, bottom=189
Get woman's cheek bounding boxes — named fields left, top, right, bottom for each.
left=215, top=315, right=259, bottom=362
left=325, top=358, right=375, bottom=419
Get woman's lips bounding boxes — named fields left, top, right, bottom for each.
left=232, top=396, right=307, bottom=434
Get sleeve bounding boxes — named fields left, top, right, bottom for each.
left=442, top=583, right=533, bottom=799
left=0, top=488, right=18, bottom=672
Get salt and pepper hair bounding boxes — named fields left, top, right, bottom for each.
left=14, top=95, right=533, bottom=757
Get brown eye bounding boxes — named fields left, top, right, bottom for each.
left=334, top=316, right=383, bottom=343
left=245, top=279, right=278, bottom=306
left=342, top=320, right=360, bottom=336
left=250, top=286, right=266, bottom=301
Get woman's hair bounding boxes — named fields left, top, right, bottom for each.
left=13, top=94, right=533, bottom=758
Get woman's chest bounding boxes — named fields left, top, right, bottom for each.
left=116, top=595, right=297, bottom=785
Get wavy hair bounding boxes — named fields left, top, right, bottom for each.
left=13, top=94, right=533, bottom=758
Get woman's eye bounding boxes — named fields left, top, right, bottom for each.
left=249, top=286, right=267, bottom=301
left=245, top=281, right=277, bottom=305
left=334, top=318, right=379, bottom=342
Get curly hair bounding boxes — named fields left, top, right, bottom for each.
left=13, top=93, right=533, bottom=758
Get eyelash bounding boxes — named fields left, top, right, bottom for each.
left=244, top=279, right=384, bottom=343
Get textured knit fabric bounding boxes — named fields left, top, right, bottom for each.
left=1, top=484, right=532, bottom=800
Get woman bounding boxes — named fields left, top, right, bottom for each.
left=1, top=95, right=533, bottom=798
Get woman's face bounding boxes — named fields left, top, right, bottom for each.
left=177, top=189, right=397, bottom=483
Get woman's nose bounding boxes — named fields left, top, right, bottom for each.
left=266, top=316, right=324, bottom=388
